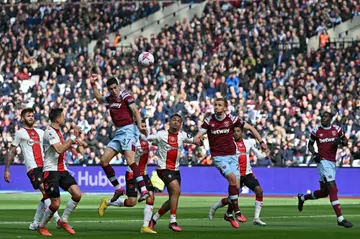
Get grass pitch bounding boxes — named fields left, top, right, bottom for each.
left=0, top=193, right=359, bottom=239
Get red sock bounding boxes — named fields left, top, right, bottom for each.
left=329, top=186, right=343, bottom=217
left=226, top=204, right=233, bottom=214
left=256, top=196, right=263, bottom=202
left=221, top=197, right=228, bottom=205
left=170, top=209, right=176, bottom=215
left=102, top=165, right=119, bottom=187
left=158, top=208, right=166, bottom=216
left=228, top=185, right=240, bottom=213
left=129, top=163, right=146, bottom=189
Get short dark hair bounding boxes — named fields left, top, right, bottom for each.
left=321, top=111, right=333, bottom=118
left=49, top=108, right=64, bottom=122
left=170, top=113, right=183, bottom=121
left=21, top=108, right=34, bottom=118
left=215, top=98, right=228, bottom=107
left=106, top=77, right=119, bottom=87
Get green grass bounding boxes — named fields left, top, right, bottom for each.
left=0, top=193, right=359, bottom=239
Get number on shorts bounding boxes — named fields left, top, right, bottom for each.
left=122, top=138, right=131, bottom=146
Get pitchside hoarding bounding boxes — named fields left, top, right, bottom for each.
left=0, top=166, right=359, bottom=196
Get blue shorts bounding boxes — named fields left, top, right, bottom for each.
left=317, top=159, right=336, bottom=182
left=213, top=155, right=240, bottom=179
left=107, top=124, right=140, bottom=152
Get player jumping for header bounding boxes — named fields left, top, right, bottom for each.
left=98, top=120, right=157, bottom=234
left=194, top=98, right=267, bottom=228
left=91, top=75, right=149, bottom=203
left=297, top=112, right=353, bottom=228
left=209, top=126, right=268, bottom=226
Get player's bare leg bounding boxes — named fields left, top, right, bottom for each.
left=56, top=185, right=81, bottom=234
left=100, top=148, right=125, bottom=202
left=166, top=180, right=182, bottom=232
left=150, top=200, right=170, bottom=230
left=298, top=181, right=329, bottom=212
left=253, top=186, right=266, bottom=226
left=38, top=197, right=61, bottom=236
left=124, top=150, right=149, bottom=202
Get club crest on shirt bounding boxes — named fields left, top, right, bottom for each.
left=170, top=137, right=175, bottom=142
left=332, top=131, right=337, bottom=136
left=31, top=132, right=35, bottom=135
left=224, top=121, right=229, bottom=127
left=211, top=124, right=215, bottom=127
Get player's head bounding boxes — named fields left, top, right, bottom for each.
left=106, top=77, right=120, bottom=97
left=21, top=108, right=35, bottom=127
left=214, top=98, right=227, bottom=116
left=234, top=126, right=243, bottom=141
left=49, top=108, right=65, bottom=126
left=141, top=119, right=146, bottom=129
left=321, top=111, right=332, bottom=127
left=169, top=114, right=183, bottom=131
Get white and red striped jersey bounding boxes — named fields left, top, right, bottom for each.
left=43, top=126, right=67, bottom=172
left=236, top=139, right=266, bottom=176
left=12, top=128, right=44, bottom=172
left=127, top=136, right=149, bottom=175
left=143, top=130, right=194, bottom=171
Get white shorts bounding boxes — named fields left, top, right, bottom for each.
left=317, top=160, right=336, bottom=182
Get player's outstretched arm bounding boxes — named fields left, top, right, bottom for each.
left=129, top=104, right=147, bottom=135
left=243, top=123, right=267, bottom=150
left=194, top=130, right=206, bottom=142
left=90, top=74, right=105, bottom=104
left=3, top=146, right=17, bottom=182
left=51, top=136, right=78, bottom=155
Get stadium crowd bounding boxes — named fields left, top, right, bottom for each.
left=0, top=1, right=359, bottom=168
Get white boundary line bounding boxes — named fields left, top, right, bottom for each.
left=1, top=214, right=360, bottom=225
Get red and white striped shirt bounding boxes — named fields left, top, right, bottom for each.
left=12, top=128, right=44, bottom=172
left=236, top=139, right=266, bottom=176
left=127, top=137, right=149, bottom=175
left=143, top=130, right=194, bottom=171
left=43, top=126, right=67, bottom=172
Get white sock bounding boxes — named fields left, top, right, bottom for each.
left=44, top=198, right=61, bottom=222
left=40, top=206, right=55, bottom=227
left=115, top=184, right=122, bottom=190
left=153, top=212, right=161, bottom=222
left=254, top=200, right=263, bottom=219
left=143, top=203, right=154, bottom=226
left=61, top=199, right=78, bottom=222
left=140, top=186, right=147, bottom=193
left=213, top=198, right=227, bottom=210
left=170, top=213, right=177, bottom=223
left=338, top=216, right=344, bottom=222
left=33, top=201, right=45, bottom=224
left=108, top=198, right=126, bottom=207
left=301, top=195, right=305, bottom=201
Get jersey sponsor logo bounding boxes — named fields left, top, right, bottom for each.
left=110, top=103, right=122, bottom=108
left=211, top=128, right=230, bottom=134
left=319, top=137, right=336, bottom=143
left=27, top=139, right=41, bottom=146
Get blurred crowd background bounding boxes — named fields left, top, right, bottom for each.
left=0, top=0, right=359, bottom=168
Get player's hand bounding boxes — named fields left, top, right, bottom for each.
left=4, top=170, right=10, bottom=183
left=138, top=123, right=147, bottom=136
left=75, top=139, right=85, bottom=146
left=194, top=137, right=203, bottom=146
left=74, top=126, right=81, bottom=137
left=260, top=141, right=268, bottom=151
left=313, top=153, right=322, bottom=163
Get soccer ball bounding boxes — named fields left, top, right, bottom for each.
left=138, top=52, right=154, bottom=67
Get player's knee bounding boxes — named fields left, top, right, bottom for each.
left=100, top=159, right=108, bottom=167
left=51, top=201, right=60, bottom=210
left=72, top=192, right=82, bottom=202
left=329, top=185, right=338, bottom=194
left=126, top=198, right=137, bottom=207
left=255, top=188, right=263, bottom=197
